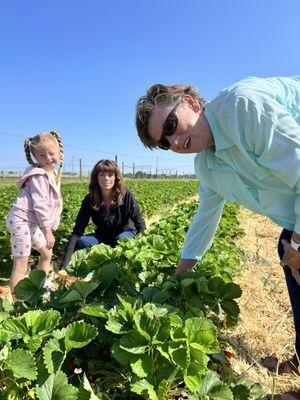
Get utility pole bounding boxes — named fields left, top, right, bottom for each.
left=115, top=154, right=118, bottom=164
left=79, top=158, right=82, bottom=180
left=155, top=157, right=158, bottom=179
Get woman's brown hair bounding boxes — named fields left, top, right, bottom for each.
left=89, top=159, right=126, bottom=210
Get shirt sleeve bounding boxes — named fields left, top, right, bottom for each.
left=181, top=185, right=225, bottom=260
left=30, top=175, right=51, bottom=228
left=228, top=95, right=300, bottom=233
left=72, top=195, right=92, bottom=236
left=211, top=89, right=300, bottom=234
left=251, top=101, right=300, bottom=233
left=128, top=190, right=146, bottom=234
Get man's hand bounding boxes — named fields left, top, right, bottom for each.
left=176, top=258, right=197, bottom=275
left=280, top=239, right=300, bottom=284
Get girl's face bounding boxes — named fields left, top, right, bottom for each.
left=34, top=141, right=60, bottom=172
left=98, top=171, right=116, bottom=192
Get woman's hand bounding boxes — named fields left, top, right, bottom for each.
left=44, top=228, right=55, bottom=249
left=176, top=258, right=197, bottom=275
left=280, top=239, right=300, bottom=284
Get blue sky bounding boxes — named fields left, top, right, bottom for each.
left=0, top=0, right=299, bottom=175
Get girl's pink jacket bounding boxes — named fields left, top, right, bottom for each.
left=10, top=166, right=63, bottom=230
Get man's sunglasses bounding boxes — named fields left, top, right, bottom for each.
left=158, top=100, right=181, bottom=150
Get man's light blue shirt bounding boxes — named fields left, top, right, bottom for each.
left=181, top=76, right=300, bottom=260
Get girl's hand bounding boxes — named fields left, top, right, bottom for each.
left=280, top=239, right=300, bottom=284
left=176, top=258, right=197, bottom=275
left=44, top=229, right=55, bottom=249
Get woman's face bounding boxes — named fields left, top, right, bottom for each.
left=98, top=171, right=116, bottom=191
left=148, top=95, right=209, bottom=154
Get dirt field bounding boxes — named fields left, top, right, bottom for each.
left=230, top=208, right=300, bottom=394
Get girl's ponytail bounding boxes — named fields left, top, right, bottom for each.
left=50, top=131, right=64, bottom=186
left=24, top=138, right=37, bottom=167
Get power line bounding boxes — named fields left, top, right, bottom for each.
left=0, top=130, right=192, bottom=163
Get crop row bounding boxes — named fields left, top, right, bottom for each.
left=0, top=199, right=264, bottom=399
left=0, top=180, right=198, bottom=278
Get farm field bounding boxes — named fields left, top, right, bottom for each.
left=0, top=179, right=198, bottom=278
left=0, top=179, right=294, bottom=398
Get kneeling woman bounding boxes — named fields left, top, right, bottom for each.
left=61, top=159, right=146, bottom=268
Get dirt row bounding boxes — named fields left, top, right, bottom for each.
left=230, top=208, right=300, bottom=393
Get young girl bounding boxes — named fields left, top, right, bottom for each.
left=6, top=131, right=64, bottom=295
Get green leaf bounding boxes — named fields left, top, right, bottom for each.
left=43, top=338, right=65, bottom=374
left=0, top=345, right=9, bottom=364
left=185, top=317, right=219, bottom=354
left=157, top=380, right=169, bottom=400
left=190, top=348, right=209, bottom=372
left=79, top=373, right=101, bottom=399
left=36, top=370, right=78, bottom=400
left=5, top=348, right=37, bottom=380
left=13, top=270, right=46, bottom=305
left=60, top=289, right=83, bottom=303
left=134, top=310, right=159, bottom=341
left=72, top=280, right=100, bottom=300
left=60, top=279, right=99, bottom=304
left=111, top=342, right=138, bottom=365
left=65, top=321, right=97, bottom=352
left=130, top=354, right=152, bottom=378
left=184, top=364, right=202, bottom=392
left=221, top=299, right=240, bottom=318
left=222, top=282, right=242, bottom=300
left=0, top=310, right=9, bottom=323
left=231, top=384, right=250, bottom=400
left=93, top=262, right=121, bottom=288
left=169, top=313, right=183, bottom=328
left=24, top=309, right=61, bottom=336
left=195, top=277, right=210, bottom=293
left=117, top=295, right=141, bottom=315
left=106, top=307, right=133, bottom=334
left=197, top=371, right=233, bottom=399
left=120, top=331, right=149, bottom=354
left=3, top=310, right=61, bottom=351
left=88, top=243, right=115, bottom=268
left=65, top=248, right=90, bottom=276
left=52, top=328, right=67, bottom=340
left=2, top=315, right=28, bottom=339
left=170, top=326, right=186, bottom=342
left=168, top=343, right=190, bottom=370
left=131, top=379, right=158, bottom=400
left=157, top=343, right=171, bottom=362
left=80, top=302, right=108, bottom=318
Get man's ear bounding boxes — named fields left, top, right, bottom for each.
left=182, top=94, right=200, bottom=112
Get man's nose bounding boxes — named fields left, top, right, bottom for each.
left=167, top=133, right=179, bottom=149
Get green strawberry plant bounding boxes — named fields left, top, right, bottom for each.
left=0, top=180, right=266, bottom=398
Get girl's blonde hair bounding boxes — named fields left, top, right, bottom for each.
left=23, top=131, right=64, bottom=185
left=89, top=159, right=125, bottom=210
